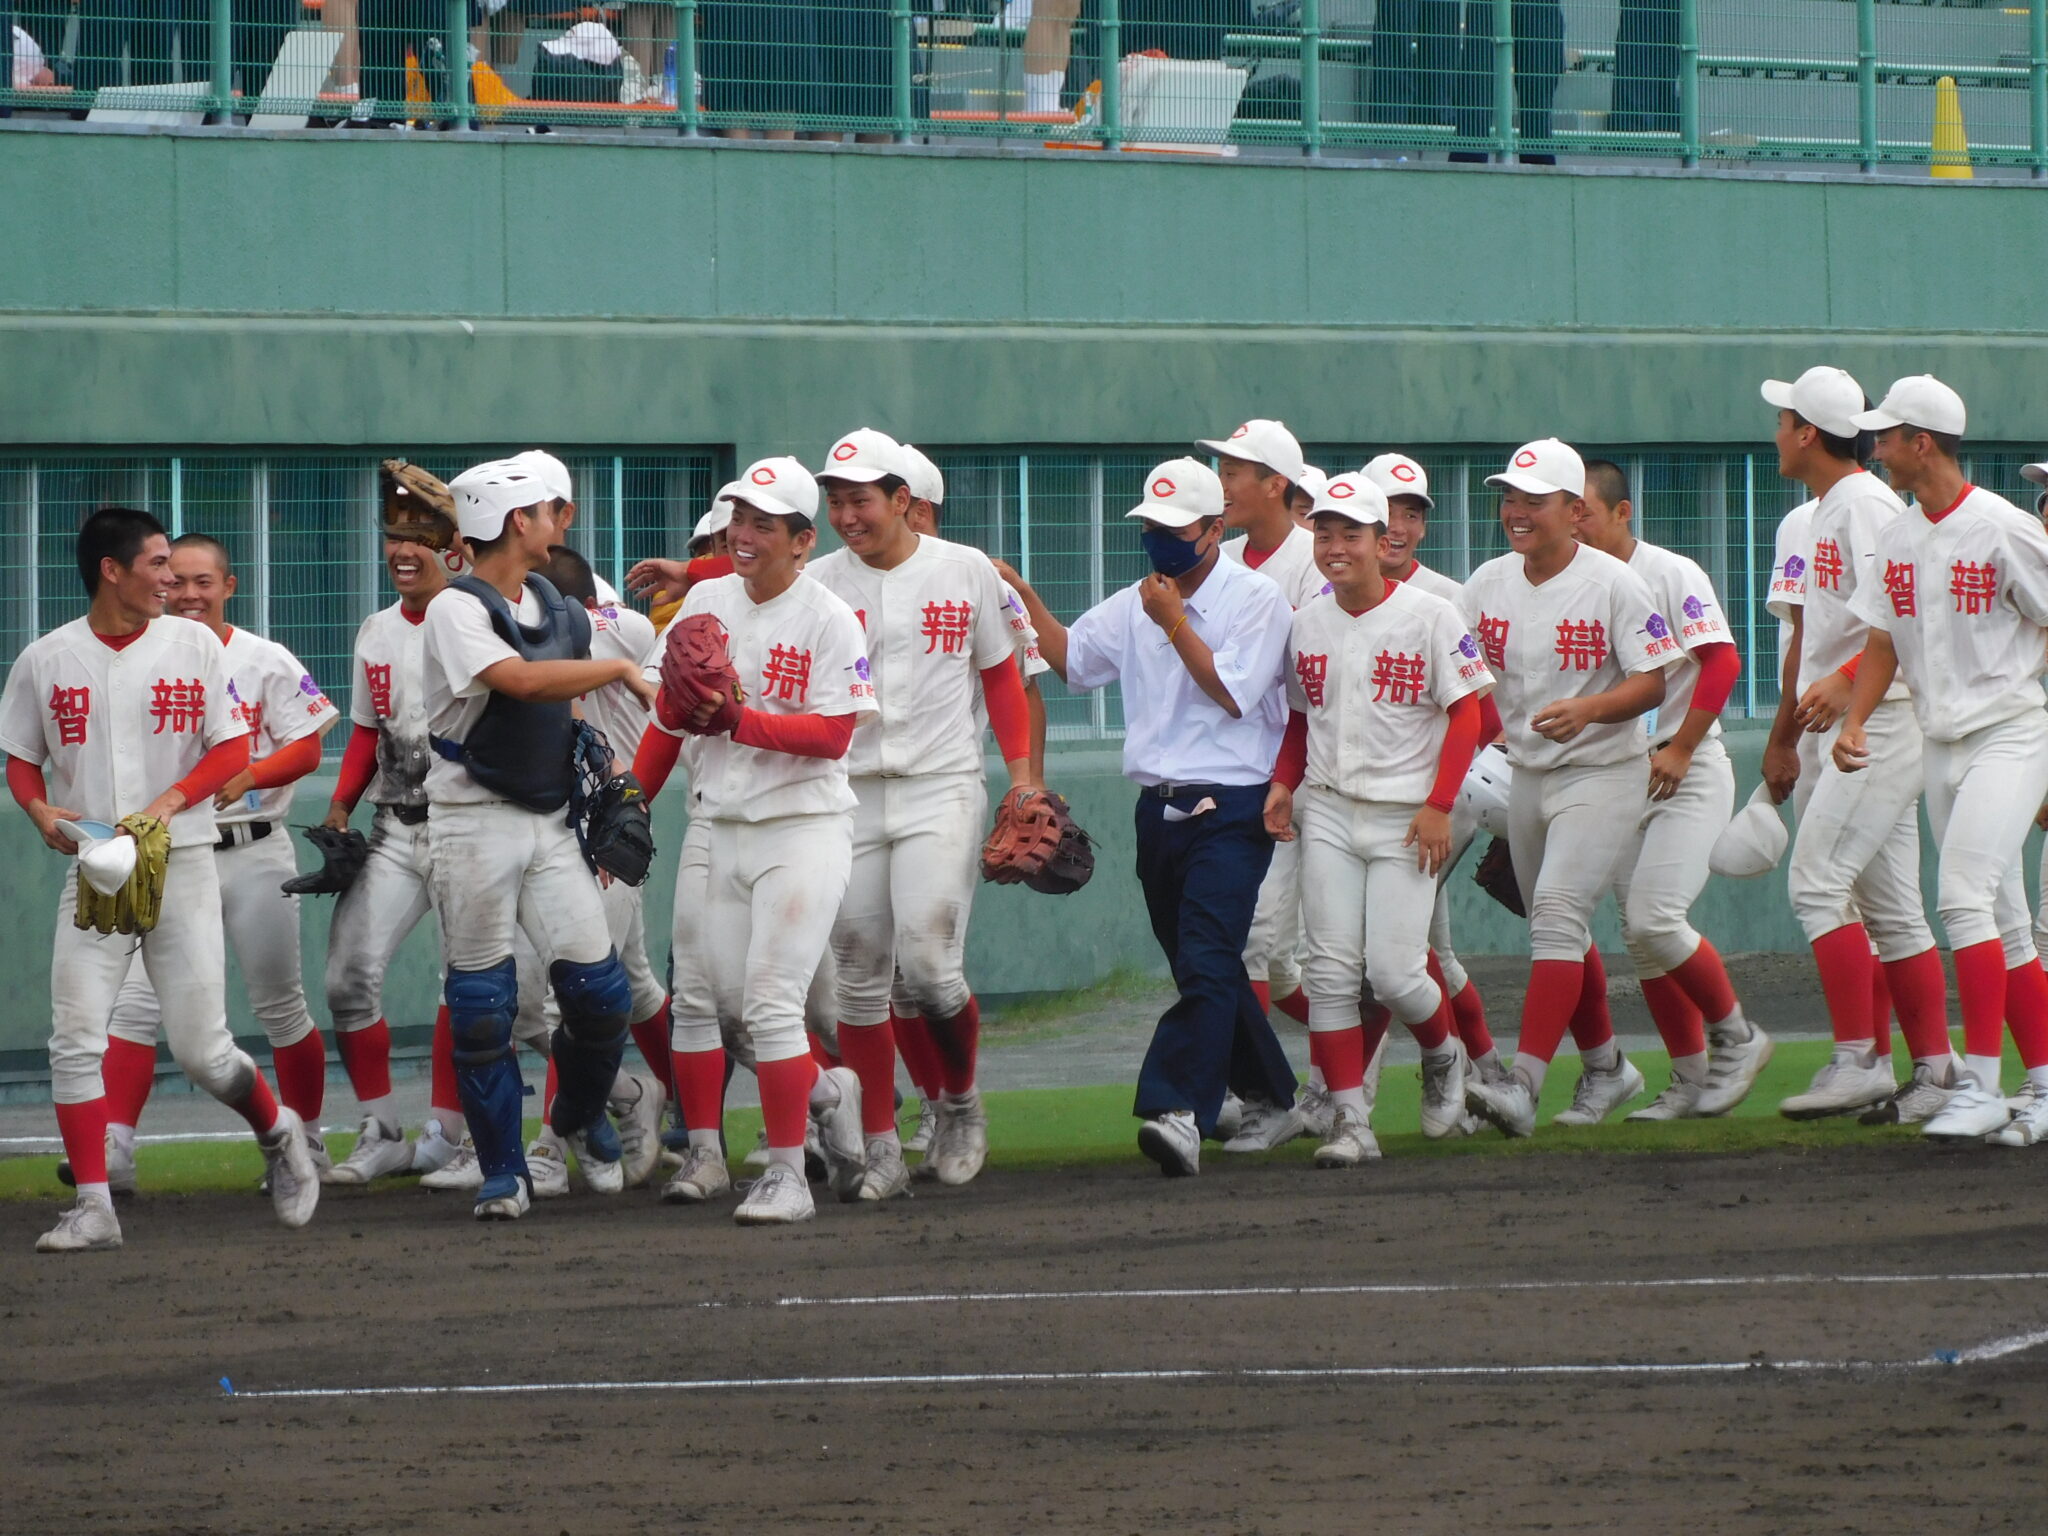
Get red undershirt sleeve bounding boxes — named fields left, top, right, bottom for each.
left=1838, top=651, right=1861, bottom=681
left=247, top=731, right=325, bottom=791
left=631, top=723, right=682, bottom=801
left=1689, top=642, right=1741, bottom=718
left=331, top=723, right=380, bottom=811
left=732, top=709, right=856, bottom=759
left=171, top=734, right=252, bottom=808
left=8, top=755, right=49, bottom=813
left=1427, top=694, right=1482, bottom=813
left=1274, top=710, right=1308, bottom=790
left=980, top=659, right=1031, bottom=765
left=1477, top=692, right=1504, bottom=745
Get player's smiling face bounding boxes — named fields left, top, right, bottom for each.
left=384, top=536, right=447, bottom=599
left=1217, top=456, right=1284, bottom=529
left=824, top=480, right=913, bottom=562
left=1313, top=515, right=1382, bottom=589
left=105, top=533, right=175, bottom=621
left=169, top=545, right=234, bottom=630
left=728, top=501, right=811, bottom=591
left=1500, top=487, right=1577, bottom=556
left=1379, top=498, right=1429, bottom=575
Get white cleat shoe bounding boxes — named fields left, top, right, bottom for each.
left=1222, top=1097, right=1305, bottom=1152
left=1294, top=1080, right=1337, bottom=1140
left=1626, top=1075, right=1705, bottom=1122
left=526, top=1137, right=571, bottom=1198
left=609, top=1072, right=666, bottom=1189
left=1552, top=1056, right=1647, bottom=1127
left=1213, top=1091, right=1245, bottom=1142
left=1138, top=1110, right=1200, bottom=1177
left=567, top=1128, right=626, bottom=1196
left=929, top=1091, right=988, bottom=1187
left=1465, top=1070, right=1538, bottom=1138
left=903, top=1097, right=939, bottom=1154
left=660, top=1144, right=732, bottom=1203
left=1922, top=1078, right=2015, bottom=1141
left=742, top=1127, right=772, bottom=1169
left=858, top=1135, right=912, bottom=1202
left=473, top=1175, right=532, bottom=1222
left=1992, top=1083, right=2048, bottom=1147
left=1313, top=1105, right=1381, bottom=1167
left=1860, top=1056, right=1961, bottom=1126
left=734, top=1163, right=816, bottom=1224
left=35, top=1191, right=123, bottom=1253
left=419, top=1134, right=482, bottom=1192
left=811, top=1066, right=868, bottom=1200
left=323, top=1116, right=415, bottom=1185
left=1695, top=1020, right=1774, bottom=1117
left=408, top=1118, right=464, bottom=1175
left=1779, top=1046, right=1896, bottom=1120
left=1419, top=1045, right=1468, bottom=1140
left=259, top=1108, right=321, bottom=1229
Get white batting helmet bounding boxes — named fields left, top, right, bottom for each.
left=1458, top=745, right=1513, bottom=838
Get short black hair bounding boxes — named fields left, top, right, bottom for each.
left=1793, top=409, right=1872, bottom=465
left=78, top=507, right=167, bottom=597
left=1923, top=428, right=1963, bottom=460
left=541, top=544, right=599, bottom=605
left=1582, top=459, right=1630, bottom=511
left=171, top=531, right=233, bottom=575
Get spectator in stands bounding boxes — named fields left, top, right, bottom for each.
left=1022, top=0, right=1254, bottom=116
left=75, top=0, right=208, bottom=91
left=621, top=0, right=675, bottom=103
left=699, top=0, right=822, bottom=138
left=6, top=0, right=66, bottom=86
left=531, top=18, right=624, bottom=102
left=1367, top=0, right=1460, bottom=127
left=7, top=21, right=55, bottom=86
left=1449, top=0, right=1563, bottom=165
left=235, top=0, right=301, bottom=97
left=1609, top=0, right=1679, bottom=134
left=354, top=0, right=457, bottom=123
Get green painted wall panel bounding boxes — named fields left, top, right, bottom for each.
left=500, top=145, right=719, bottom=317
left=4, top=136, right=180, bottom=310
left=709, top=149, right=842, bottom=318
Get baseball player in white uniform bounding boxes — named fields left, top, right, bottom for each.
left=643, top=456, right=878, bottom=1224
left=809, top=428, right=1038, bottom=1198
left=422, top=459, right=656, bottom=1221
left=94, top=535, right=340, bottom=1166
left=1265, top=472, right=1494, bottom=1165
left=1572, top=462, right=1770, bottom=1120
left=1458, top=439, right=1679, bottom=1137
left=3, top=507, right=320, bottom=1251
left=1835, top=376, right=2048, bottom=1145
left=1764, top=367, right=1955, bottom=1121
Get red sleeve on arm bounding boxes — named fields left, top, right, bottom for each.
left=171, top=734, right=252, bottom=807
left=1689, top=642, right=1741, bottom=717
left=247, top=731, right=325, bottom=792
left=1274, top=710, right=1308, bottom=791
left=732, top=710, right=856, bottom=760
left=332, top=723, right=380, bottom=811
left=980, top=658, right=1031, bottom=765
left=1477, top=692, right=1504, bottom=745
left=1427, top=694, right=1482, bottom=813
left=8, top=755, right=49, bottom=813
left=631, top=723, right=682, bottom=801
left=1838, top=651, right=1861, bottom=681
left=686, top=555, right=735, bottom=582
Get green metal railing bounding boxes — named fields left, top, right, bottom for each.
left=1, top=0, right=2044, bottom=173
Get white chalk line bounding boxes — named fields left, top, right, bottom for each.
left=0, top=1131, right=258, bottom=1149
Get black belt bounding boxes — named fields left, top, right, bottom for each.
left=215, top=820, right=274, bottom=850
left=387, top=804, right=430, bottom=825
left=1141, top=781, right=1235, bottom=799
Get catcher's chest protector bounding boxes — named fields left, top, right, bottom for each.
left=437, top=574, right=592, bottom=813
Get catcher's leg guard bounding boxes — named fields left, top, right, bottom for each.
left=548, top=951, right=632, bottom=1137
left=446, top=958, right=526, bottom=1183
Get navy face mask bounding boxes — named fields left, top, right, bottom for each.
left=1141, top=526, right=1208, bottom=578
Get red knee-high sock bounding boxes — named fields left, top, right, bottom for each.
left=101, top=1036, right=158, bottom=1127
left=227, top=1071, right=282, bottom=1136
left=55, top=1098, right=111, bottom=1184
left=1640, top=975, right=1707, bottom=1060
left=1668, top=938, right=1740, bottom=1025
left=756, top=1053, right=818, bottom=1150
left=1882, top=948, right=1952, bottom=1062
left=807, top=1032, right=841, bottom=1070
left=892, top=1010, right=945, bottom=1098
left=430, top=1004, right=462, bottom=1118
left=1272, top=987, right=1312, bottom=1025
left=1407, top=987, right=1453, bottom=1053
left=630, top=1000, right=674, bottom=1095
left=333, top=1020, right=394, bottom=1104
left=1431, top=953, right=1493, bottom=1057
left=1810, top=925, right=1877, bottom=1045
left=1315, top=1026, right=1367, bottom=1093
left=1357, top=1001, right=1392, bottom=1064
left=1250, top=979, right=1272, bottom=1015
left=271, top=1031, right=327, bottom=1123
left=1870, top=963, right=1894, bottom=1059
left=837, top=1021, right=901, bottom=1136
left=671, top=1046, right=726, bottom=1138
left=1517, top=959, right=1585, bottom=1065
left=1952, top=940, right=2008, bottom=1062
left=541, top=1057, right=559, bottom=1123
left=1567, top=949, right=1614, bottom=1051
left=2006, top=961, right=2048, bottom=1071
left=928, top=997, right=981, bottom=1097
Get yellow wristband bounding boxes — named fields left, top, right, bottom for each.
left=1166, top=614, right=1187, bottom=643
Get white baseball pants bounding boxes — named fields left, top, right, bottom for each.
left=1299, top=789, right=1441, bottom=1029
left=524, top=876, right=667, bottom=1038
left=1922, top=710, right=2048, bottom=956
left=1615, top=737, right=1735, bottom=977
left=1243, top=819, right=1304, bottom=995
left=1507, top=758, right=1648, bottom=963
left=1787, top=700, right=1932, bottom=959
left=428, top=802, right=613, bottom=975
left=326, top=809, right=436, bottom=1034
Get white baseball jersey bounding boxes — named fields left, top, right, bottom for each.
left=807, top=536, right=1015, bottom=778
left=1394, top=560, right=1465, bottom=605
left=421, top=583, right=550, bottom=805
left=0, top=615, right=246, bottom=848
left=582, top=601, right=658, bottom=769
left=1223, top=525, right=1328, bottom=611
left=348, top=602, right=433, bottom=810
left=1849, top=485, right=2048, bottom=743
left=215, top=626, right=336, bottom=824
left=1625, top=540, right=1733, bottom=744
left=1285, top=583, right=1493, bottom=805
left=1766, top=498, right=1816, bottom=660
left=1800, top=470, right=1910, bottom=702
left=1459, top=545, right=1679, bottom=772
left=646, top=573, right=875, bottom=822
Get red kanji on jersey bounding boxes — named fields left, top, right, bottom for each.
left=149, top=678, right=206, bottom=735
left=1950, top=560, right=1998, bottom=616
left=1476, top=614, right=1509, bottom=670
left=921, top=599, right=973, bottom=656
left=1554, top=620, right=1608, bottom=671
left=1295, top=651, right=1328, bottom=707
left=364, top=663, right=394, bottom=719
left=1812, top=538, right=1845, bottom=592
left=761, top=645, right=813, bottom=703
left=1883, top=560, right=1917, bottom=618
left=1370, top=651, right=1427, bottom=705
left=48, top=685, right=90, bottom=747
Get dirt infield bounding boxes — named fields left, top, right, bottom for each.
left=10, top=1141, right=2048, bottom=1536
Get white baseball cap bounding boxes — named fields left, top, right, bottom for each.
left=542, top=19, right=621, bottom=65
left=1195, top=419, right=1306, bottom=487
left=449, top=458, right=552, bottom=540
left=1360, top=452, right=1434, bottom=511
left=900, top=444, right=945, bottom=507
left=1852, top=375, right=1967, bottom=436
left=819, top=428, right=911, bottom=486
left=1708, top=783, right=1789, bottom=879
left=1309, top=471, right=1389, bottom=527
left=1125, top=458, right=1223, bottom=528
left=511, top=449, right=575, bottom=504
left=703, top=482, right=738, bottom=537
left=729, top=457, right=819, bottom=524
left=58, top=820, right=135, bottom=898
left=1760, top=367, right=1867, bottom=440
left=2022, top=461, right=2048, bottom=513
left=1486, top=439, right=1585, bottom=499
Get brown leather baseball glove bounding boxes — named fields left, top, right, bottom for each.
left=981, top=786, right=1095, bottom=896
left=380, top=459, right=458, bottom=551
left=660, top=613, right=746, bottom=736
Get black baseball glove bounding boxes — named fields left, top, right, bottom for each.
left=282, top=824, right=371, bottom=896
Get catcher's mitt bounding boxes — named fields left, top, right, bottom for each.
left=282, top=824, right=371, bottom=897
left=1472, top=835, right=1526, bottom=918
left=74, top=814, right=170, bottom=935
left=659, top=613, right=745, bottom=736
left=980, top=787, right=1095, bottom=896
left=569, top=722, right=655, bottom=886
left=380, top=459, right=458, bottom=551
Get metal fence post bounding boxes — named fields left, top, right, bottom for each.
left=210, top=0, right=233, bottom=120
left=1299, top=0, right=1322, bottom=158
left=446, top=0, right=470, bottom=127
left=891, top=0, right=913, bottom=142
left=678, top=0, right=699, bottom=134
left=2031, top=0, right=2047, bottom=179
left=1678, top=0, right=1700, bottom=167
left=1856, top=0, right=1877, bottom=173
left=1491, top=0, right=1516, bottom=162
left=1100, top=0, right=1121, bottom=151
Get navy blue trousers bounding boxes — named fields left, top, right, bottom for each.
left=1131, top=783, right=1298, bottom=1135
